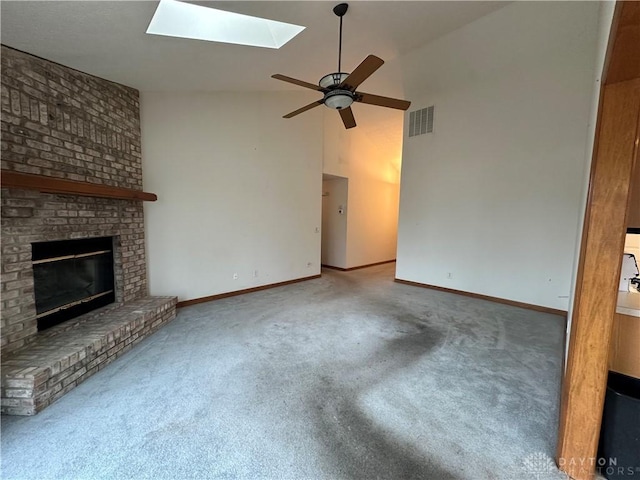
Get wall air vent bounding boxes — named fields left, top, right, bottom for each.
left=408, top=106, right=434, bottom=137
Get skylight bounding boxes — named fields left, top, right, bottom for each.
left=146, top=0, right=305, bottom=49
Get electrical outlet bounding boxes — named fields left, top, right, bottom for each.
left=233, top=273, right=238, bottom=280
left=446, top=272, right=453, bottom=279
left=253, top=270, right=259, bottom=278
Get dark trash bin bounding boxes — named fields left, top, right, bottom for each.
left=597, top=371, right=640, bottom=479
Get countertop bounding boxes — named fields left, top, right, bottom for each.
left=617, top=291, right=640, bottom=317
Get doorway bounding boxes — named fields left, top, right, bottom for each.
left=321, top=174, right=349, bottom=269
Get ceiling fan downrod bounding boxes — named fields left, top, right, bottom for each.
left=334, top=3, right=349, bottom=75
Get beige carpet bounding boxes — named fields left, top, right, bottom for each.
left=1, top=264, right=567, bottom=479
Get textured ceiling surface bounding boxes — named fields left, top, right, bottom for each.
left=1, top=1, right=507, bottom=92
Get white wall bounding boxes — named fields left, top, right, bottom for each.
left=323, top=105, right=403, bottom=268
left=321, top=176, right=349, bottom=268
left=396, top=1, right=601, bottom=310
left=141, top=91, right=323, bottom=302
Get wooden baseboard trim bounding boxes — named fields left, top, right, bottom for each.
left=176, top=274, right=321, bottom=308
left=394, top=278, right=568, bottom=318
left=321, top=259, right=396, bottom=272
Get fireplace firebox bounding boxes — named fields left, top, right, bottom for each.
left=32, top=237, right=116, bottom=331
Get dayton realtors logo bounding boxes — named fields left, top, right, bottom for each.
left=525, top=452, right=640, bottom=479
left=522, top=452, right=564, bottom=479
left=559, top=456, right=640, bottom=478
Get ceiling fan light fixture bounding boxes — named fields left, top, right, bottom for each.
left=324, top=89, right=354, bottom=110
left=319, top=72, right=349, bottom=89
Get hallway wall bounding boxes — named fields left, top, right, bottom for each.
left=323, top=107, right=402, bottom=268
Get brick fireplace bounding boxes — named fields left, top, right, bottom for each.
left=1, top=46, right=177, bottom=414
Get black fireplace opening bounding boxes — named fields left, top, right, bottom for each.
left=32, top=237, right=115, bottom=331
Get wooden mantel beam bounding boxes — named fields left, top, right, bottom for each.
left=0, top=170, right=157, bottom=202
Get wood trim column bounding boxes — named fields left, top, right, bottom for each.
left=556, top=3, right=640, bottom=478
left=556, top=78, right=640, bottom=480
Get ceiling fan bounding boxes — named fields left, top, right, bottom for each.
left=272, top=3, right=411, bottom=129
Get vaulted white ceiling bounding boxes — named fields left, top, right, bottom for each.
left=1, top=1, right=507, bottom=92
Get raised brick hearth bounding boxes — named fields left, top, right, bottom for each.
left=2, top=297, right=176, bottom=415
left=1, top=46, right=177, bottom=414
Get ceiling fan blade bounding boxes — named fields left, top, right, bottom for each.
left=339, top=55, right=384, bottom=90
left=339, top=107, right=356, bottom=129
left=355, top=92, right=411, bottom=111
left=272, top=74, right=325, bottom=92
left=283, top=100, right=324, bottom=119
